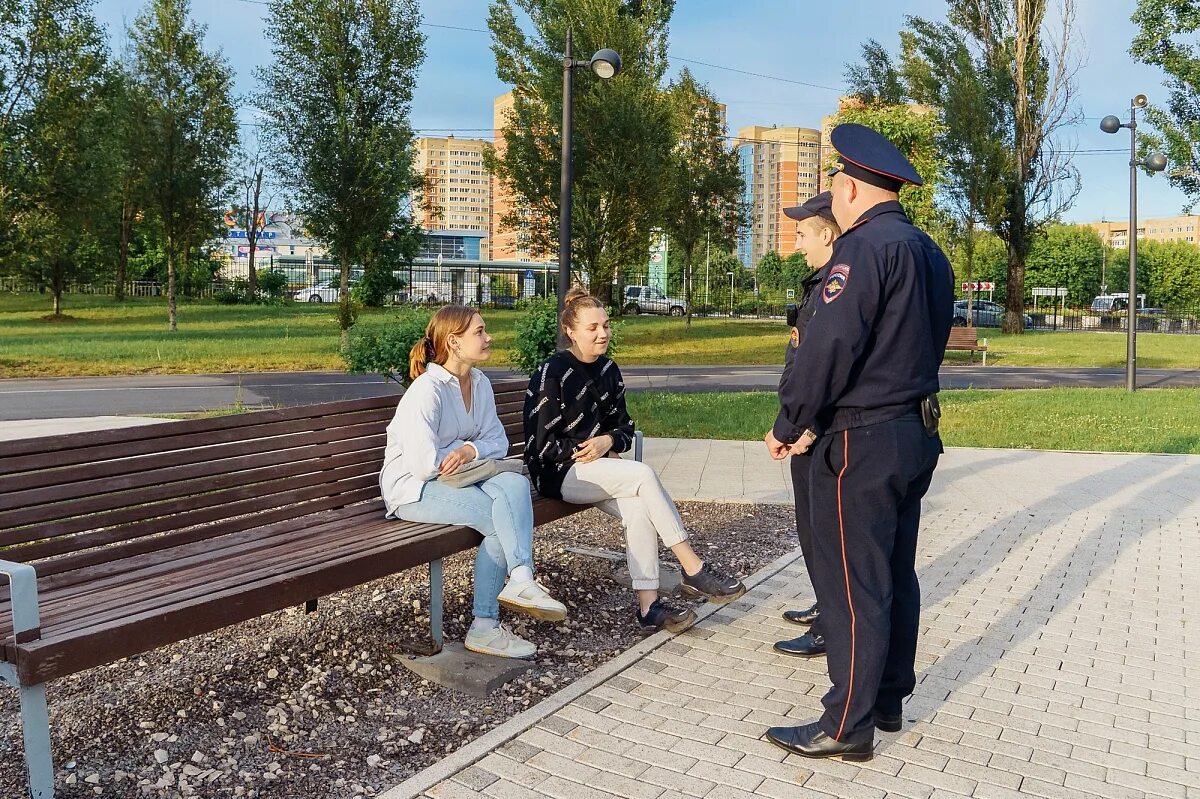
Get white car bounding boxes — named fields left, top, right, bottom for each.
left=295, top=280, right=355, bottom=303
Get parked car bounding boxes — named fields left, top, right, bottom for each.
left=295, top=279, right=357, bottom=303
left=952, top=299, right=1032, bottom=328
left=624, top=284, right=687, bottom=316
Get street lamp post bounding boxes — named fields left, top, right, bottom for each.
left=557, top=30, right=621, bottom=347
left=1101, top=95, right=1167, bottom=392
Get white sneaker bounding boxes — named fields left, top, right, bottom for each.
left=498, top=579, right=568, bottom=622
left=464, top=624, right=538, bottom=659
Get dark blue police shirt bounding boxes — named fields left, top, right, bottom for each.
left=773, top=200, right=954, bottom=442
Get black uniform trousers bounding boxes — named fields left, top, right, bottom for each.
left=789, top=452, right=823, bottom=639
left=808, top=413, right=941, bottom=744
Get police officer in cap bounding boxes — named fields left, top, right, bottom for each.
left=773, top=191, right=842, bottom=659
left=763, top=123, right=954, bottom=761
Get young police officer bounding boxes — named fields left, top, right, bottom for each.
left=763, top=124, right=954, bottom=761
left=774, top=192, right=841, bottom=660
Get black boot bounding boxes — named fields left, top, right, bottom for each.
left=782, top=602, right=820, bottom=626
left=772, top=632, right=826, bottom=658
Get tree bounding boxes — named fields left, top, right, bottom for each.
left=258, top=0, right=426, bottom=345
left=1131, top=0, right=1200, bottom=209
left=131, top=0, right=237, bottom=331
left=486, top=0, right=675, bottom=305
left=109, top=57, right=153, bottom=300
left=231, top=144, right=275, bottom=298
left=659, top=69, right=745, bottom=327
left=1109, top=239, right=1200, bottom=309
left=8, top=0, right=116, bottom=315
left=1024, top=224, right=1103, bottom=307
left=848, top=0, right=1083, bottom=332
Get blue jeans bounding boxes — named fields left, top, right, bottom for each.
left=391, top=471, right=535, bottom=619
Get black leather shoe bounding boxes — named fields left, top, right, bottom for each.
left=773, top=632, right=826, bottom=658
left=782, top=602, right=820, bottom=626
left=873, top=710, right=903, bottom=733
left=764, top=722, right=873, bottom=761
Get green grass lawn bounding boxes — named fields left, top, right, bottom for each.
left=625, top=388, right=1200, bottom=454
left=2, top=292, right=1199, bottom=377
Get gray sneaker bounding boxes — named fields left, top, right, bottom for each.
left=681, top=562, right=746, bottom=604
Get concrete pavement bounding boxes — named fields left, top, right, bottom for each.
left=384, top=441, right=1200, bottom=799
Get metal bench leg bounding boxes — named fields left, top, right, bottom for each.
left=429, top=559, right=444, bottom=650
left=1, top=560, right=52, bottom=797
left=304, top=599, right=318, bottom=614
left=634, top=430, right=644, bottom=463
left=20, top=684, right=54, bottom=798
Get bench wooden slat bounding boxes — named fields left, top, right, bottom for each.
left=10, top=507, right=392, bottom=626
left=1, top=468, right=380, bottom=564
left=0, top=416, right=388, bottom=496
left=0, top=397, right=400, bottom=471
left=0, top=426, right=385, bottom=514
left=0, top=447, right=383, bottom=544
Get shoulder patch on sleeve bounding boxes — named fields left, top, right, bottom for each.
left=822, top=264, right=851, bottom=304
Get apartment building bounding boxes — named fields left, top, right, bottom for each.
left=733, top=125, right=823, bottom=268
left=413, top=135, right=492, bottom=260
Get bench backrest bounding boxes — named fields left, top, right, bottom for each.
left=947, top=327, right=980, bottom=346
left=0, top=379, right=529, bottom=586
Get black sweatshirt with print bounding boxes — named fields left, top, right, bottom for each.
left=522, top=351, right=635, bottom=499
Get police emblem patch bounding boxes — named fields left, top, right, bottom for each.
left=823, top=264, right=851, bottom=303
left=789, top=327, right=800, bottom=348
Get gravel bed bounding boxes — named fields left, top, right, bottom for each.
left=0, top=502, right=797, bottom=798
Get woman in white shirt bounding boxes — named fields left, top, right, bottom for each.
left=380, top=305, right=565, bottom=659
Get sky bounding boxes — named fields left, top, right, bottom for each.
left=92, top=0, right=1189, bottom=224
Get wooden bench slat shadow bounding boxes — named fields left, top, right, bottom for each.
left=946, top=326, right=989, bottom=365
left=0, top=380, right=642, bottom=799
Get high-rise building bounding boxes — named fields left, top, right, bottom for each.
left=733, top=125, right=823, bottom=268
left=490, top=91, right=552, bottom=262
left=1088, top=214, right=1200, bottom=249
left=413, top=136, right=491, bottom=260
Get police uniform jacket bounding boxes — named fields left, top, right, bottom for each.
left=773, top=200, right=954, bottom=443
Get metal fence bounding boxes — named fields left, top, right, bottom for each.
left=1024, top=307, right=1200, bottom=334
left=0, top=277, right=219, bottom=298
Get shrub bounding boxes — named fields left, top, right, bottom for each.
left=256, top=269, right=290, bottom=304
left=342, top=307, right=432, bottom=383
left=510, top=298, right=559, bottom=376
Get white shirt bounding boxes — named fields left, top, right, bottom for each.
left=379, top=363, right=510, bottom=514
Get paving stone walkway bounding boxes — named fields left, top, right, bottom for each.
left=388, top=444, right=1200, bottom=799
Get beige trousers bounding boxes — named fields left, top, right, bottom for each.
left=559, top=457, right=689, bottom=589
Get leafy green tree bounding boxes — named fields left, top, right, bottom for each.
left=755, top=251, right=784, bottom=291
left=848, top=0, right=1083, bottom=332
left=1109, top=240, right=1200, bottom=309
left=108, top=55, right=153, bottom=300
left=1024, top=224, right=1103, bottom=307
left=132, top=0, right=237, bottom=331
left=486, top=0, right=675, bottom=305
left=8, top=0, right=115, bottom=315
left=258, top=0, right=426, bottom=346
left=659, top=69, right=745, bottom=327
left=1131, top=0, right=1200, bottom=208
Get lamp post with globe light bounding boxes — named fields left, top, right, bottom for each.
left=1100, top=95, right=1167, bottom=392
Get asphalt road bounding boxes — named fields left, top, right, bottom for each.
left=1, top=365, right=1199, bottom=420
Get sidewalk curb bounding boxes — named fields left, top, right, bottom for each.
left=378, top=543, right=805, bottom=799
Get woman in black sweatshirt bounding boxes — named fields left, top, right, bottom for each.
left=523, top=287, right=745, bottom=634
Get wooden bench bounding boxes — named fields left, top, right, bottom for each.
left=946, top=326, right=989, bottom=364
left=0, top=380, right=641, bottom=799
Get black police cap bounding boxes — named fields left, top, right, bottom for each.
left=783, top=191, right=836, bottom=224
left=826, top=123, right=923, bottom=192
